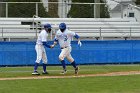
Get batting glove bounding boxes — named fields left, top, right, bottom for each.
left=78, top=41, right=82, bottom=47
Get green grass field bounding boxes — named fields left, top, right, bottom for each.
left=0, top=65, right=140, bottom=93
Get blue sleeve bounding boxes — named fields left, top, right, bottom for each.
left=54, top=38, right=58, bottom=42
left=42, top=42, right=51, bottom=48
left=74, top=34, right=80, bottom=39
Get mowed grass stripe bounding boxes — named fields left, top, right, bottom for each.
left=0, top=75, right=140, bottom=93
left=0, top=65, right=140, bottom=78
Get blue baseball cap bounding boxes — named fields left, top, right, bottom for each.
left=59, top=23, right=66, bottom=30
left=44, top=23, right=52, bottom=29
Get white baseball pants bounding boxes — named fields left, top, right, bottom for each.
left=59, top=46, right=74, bottom=63
left=35, top=44, right=47, bottom=64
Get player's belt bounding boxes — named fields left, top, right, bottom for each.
left=61, top=46, right=68, bottom=49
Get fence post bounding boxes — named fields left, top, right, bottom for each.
left=94, top=0, right=101, bottom=18
left=2, top=27, right=3, bottom=38
left=32, top=15, right=37, bottom=39
left=121, top=4, right=123, bottom=18
left=94, top=3, right=96, bottom=18
left=100, top=27, right=102, bottom=40
left=130, top=27, right=132, bottom=40
left=64, top=1, right=67, bottom=18
left=6, top=2, right=8, bottom=18
left=36, top=3, right=38, bottom=16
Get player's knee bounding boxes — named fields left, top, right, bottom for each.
left=36, top=58, right=41, bottom=63
left=35, top=60, right=40, bottom=64
left=43, top=61, right=47, bottom=64
left=42, top=59, right=47, bottom=64
left=59, top=55, right=64, bottom=61
left=68, top=59, right=74, bottom=63
left=67, top=57, right=74, bottom=63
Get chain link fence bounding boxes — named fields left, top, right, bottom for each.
left=0, top=2, right=140, bottom=41
left=1, top=2, right=139, bottom=18
left=0, top=2, right=110, bottom=18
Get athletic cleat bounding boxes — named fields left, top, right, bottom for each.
left=42, top=71, right=49, bottom=74
left=32, top=71, right=40, bottom=75
left=75, top=67, right=79, bottom=75
left=60, top=69, right=67, bottom=74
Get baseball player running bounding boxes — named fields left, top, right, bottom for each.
left=51, top=23, right=82, bottom=75
left=32, top=23, right=53, bottom=75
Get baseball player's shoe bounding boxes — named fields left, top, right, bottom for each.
left=32, top=71, right=40, bottom=75
left=42, top=71, right=49, bottom=74
left=60, top=69, right=67, bottom=74
left=75, top=67, right=79, bottom=75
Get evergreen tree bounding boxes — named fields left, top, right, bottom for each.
left=68, top=0, right=109, bottom=18
left=3, top=0, right=49, bottom=17
left=136, top=0, right=140, bottom=5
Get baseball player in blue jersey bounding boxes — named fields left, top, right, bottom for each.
left=51, top=23, right=82, bottom=75
left=32, top=23, right=53, bottom=75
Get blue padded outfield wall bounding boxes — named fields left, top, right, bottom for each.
left=0, top=40, right=140, bottom=66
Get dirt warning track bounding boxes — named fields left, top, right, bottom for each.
left=0, top=71, right=140, bottom=81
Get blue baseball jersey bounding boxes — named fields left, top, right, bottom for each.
left=36, top=30, right=48, bottom=45
left=55, top=29, right=76, bottom=48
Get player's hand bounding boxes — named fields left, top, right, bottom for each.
left=50, top=45, right=55, bottom=48
left=78, top=41, right=82, bottom=47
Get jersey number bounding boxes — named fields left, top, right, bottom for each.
left=64, top=36, right=68, bottom=41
